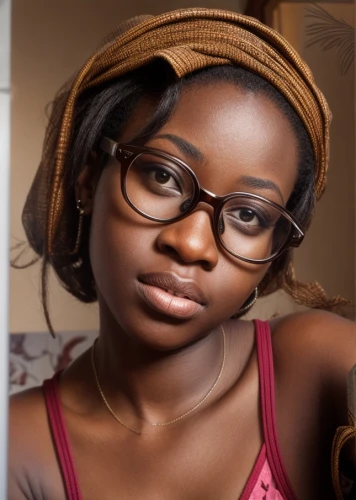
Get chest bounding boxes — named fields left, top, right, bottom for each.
left=36, top=346, right=337, bottom=500
left=69, top=406, right=263, bottom=500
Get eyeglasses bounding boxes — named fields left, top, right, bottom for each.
left=100, top=137, right=304, bottom=264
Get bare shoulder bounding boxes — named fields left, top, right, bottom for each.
left=266, top=311, right=356, bottom=495
left=271, top=309, right=356, bottom=373
left=8, top=387, right=63, bottom=499
left=270, top=310, right=356, bottom=421
left=9, top=385, right=48, bottom=453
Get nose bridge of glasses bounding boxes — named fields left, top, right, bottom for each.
left=188, top=187, right=223, bottom=226
left=196, top=187, right=223, bottom=212
left=179, top=188, right=220, bottom=234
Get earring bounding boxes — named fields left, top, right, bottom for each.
left=71, top=199, right=85, bottom=256
left=235, top=287, right=259, bottom=317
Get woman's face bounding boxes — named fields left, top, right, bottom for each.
left=84, top=81, right=298, bottom=350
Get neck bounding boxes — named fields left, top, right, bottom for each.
left=93, top=314, right=226, bottom=430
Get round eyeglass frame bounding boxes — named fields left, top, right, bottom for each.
left=100, top=136, right=305, bottom=264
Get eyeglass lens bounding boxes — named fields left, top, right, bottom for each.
left=124, top=152, right=293, bottom=261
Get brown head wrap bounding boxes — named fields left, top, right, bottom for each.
left=24, top=7, right=330, bottom=257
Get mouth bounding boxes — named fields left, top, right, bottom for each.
left=160, top=289, right=194, bottom=300
left=137, top=272, right=206, bottom=319
left=138, top=273, right=206, bottom=304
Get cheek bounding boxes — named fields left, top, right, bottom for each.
left=211, top=258, right=269, bottom=313
left=88, top=169, right=147, bottom=290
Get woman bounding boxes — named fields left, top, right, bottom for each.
left=8, top=8, right=356, bottom=499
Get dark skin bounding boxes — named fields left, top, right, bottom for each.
left=8, top=82, right=356, bottom=499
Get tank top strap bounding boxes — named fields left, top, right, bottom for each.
left=43, top=372, right=83, bottom=500
left=254, top=319, right=297, bottom=500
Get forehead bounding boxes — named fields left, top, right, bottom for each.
left=122, top=81, right=299, bottom=203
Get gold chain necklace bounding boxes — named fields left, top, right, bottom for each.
left=91, top=325, right=226, bottom=435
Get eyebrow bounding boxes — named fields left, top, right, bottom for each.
left=154, top=134, right=205, bottom=164
left=149, top=135, right=284, bottom=203
left=239, top=175, right=285, bottom=204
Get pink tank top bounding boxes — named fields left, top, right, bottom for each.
left=43, top=320, right=297, bottom=499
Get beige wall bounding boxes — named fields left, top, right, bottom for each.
left=10, top=0, right=246, bottom=333
left=294, top=3, right=354, bottom=318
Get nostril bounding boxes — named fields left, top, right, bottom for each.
left=161, top=243, right=180, bottom=257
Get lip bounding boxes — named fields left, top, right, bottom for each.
left=139, top=273, right=207, bottom=304
left=137, top=272, right=206, bottom=319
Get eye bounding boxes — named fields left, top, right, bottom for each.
left=150, top=167, right=175, bottom=186
left=226, top=206, right=267, bottom=227
left=223, top=203, right=274, bottom=236
left=236, top=208, right=259, bottom=225
left=141, top=163, right=183, bottom=195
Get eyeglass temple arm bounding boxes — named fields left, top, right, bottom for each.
left=100, top=137, right=135, bottom=161
left=100, top=137, right=118, bottom=157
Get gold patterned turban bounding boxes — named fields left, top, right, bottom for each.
left=23, top=7, right=331, bottom=257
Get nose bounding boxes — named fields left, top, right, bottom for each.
left=156, top=208, right=219, bottom=270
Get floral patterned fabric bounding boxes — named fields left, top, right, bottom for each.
left=9, top=331, right=96, bottom=394
left=249, top=459, right=284, bottom=499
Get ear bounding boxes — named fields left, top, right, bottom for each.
left=75, top=152, right=100, bottom=215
